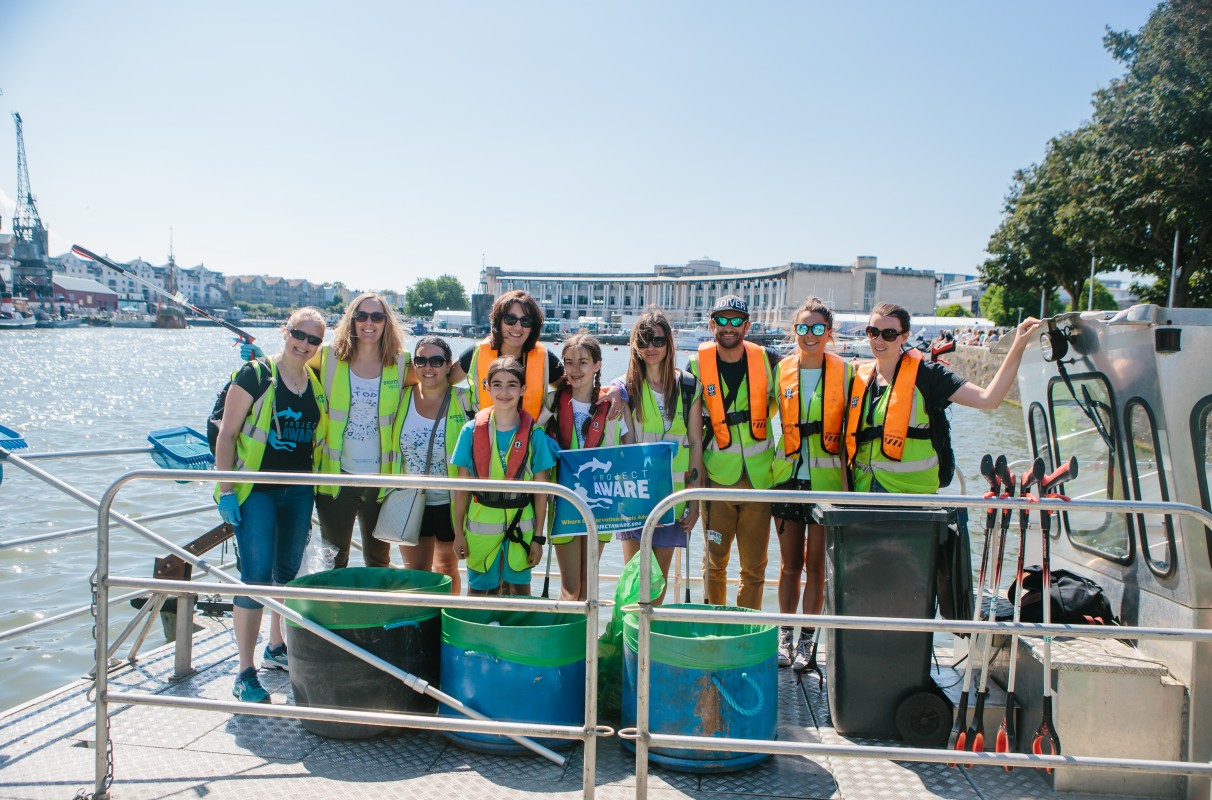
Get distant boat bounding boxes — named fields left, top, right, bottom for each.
left=35, top=316, right=85, bottom=329
left=410, top=321, right=429, bottom=336
left=0, top=311, right=35, bottom=329
left=674, top=327, right=712, bottom=350
left=155, top=306, right=188, bottom=329
left=110, top=313, right=155, bottom=328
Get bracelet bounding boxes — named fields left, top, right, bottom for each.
left=219, top=490, right=236, bottom=498
left=531, top=535, right=547, bottom=546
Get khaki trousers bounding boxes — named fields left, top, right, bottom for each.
left=703, top=473, right=772, bottom=610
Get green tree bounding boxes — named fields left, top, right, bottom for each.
left=935, top=303, right=972, bottom=318
left=1052, top=2, right=1212, bottom=306
left=405, top=275, right=468, bottom=316
left=980, top=284, right=1060, bottom=327
left=1067, top=278, right=1119, bottom=312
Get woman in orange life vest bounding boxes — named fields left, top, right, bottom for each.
left=447, top=290, right=564, bottom=423
left=771, top=298, right=851, bottom=673
left=451, top=356, right=555, bottom=596
left=545, top=334, right=634, bottom=601
left=619, top=310, right=703, bottom=604
left=844, top=302, right=1040, bottom=495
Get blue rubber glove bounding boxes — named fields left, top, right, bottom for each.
left=218, top=493, right=242, bottom=526
left=238, top=341, right=265, bottom=361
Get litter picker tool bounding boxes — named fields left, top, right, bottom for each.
left=71, top=244, right=257, bottom=345
left=1032, top=456, right=1078, bottom=771
left=963, top=455, right=1014, bottom=760
left=949, top=454, right=999, bottom=761
left=995, top=457, right=1044, bottom=766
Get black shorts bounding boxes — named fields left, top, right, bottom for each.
left=772, top=478, right=814, bottom=524
left=419, top=503, right=455, bottom=542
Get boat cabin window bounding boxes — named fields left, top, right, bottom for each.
left=1125, top=400, right=1174, bottom=576
left=1049, top=374, right=1132, bottom=563
left=1028, top=403, right=1055, bottom=474
left=1195, top=396, right=1212, bottom=567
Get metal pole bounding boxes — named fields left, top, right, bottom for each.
left=1168, top=226, right=1180, bottom=308
left=1088, top=253, right=1096, bottom=311
left=1040, top=286, right=1046, bottom=318
left=94, top=517, right=112, bottom=798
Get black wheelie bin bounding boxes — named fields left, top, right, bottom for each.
left=813, top=505, right=957, bottom=745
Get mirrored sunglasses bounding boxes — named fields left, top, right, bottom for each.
left=795, top=323, right=828, bottom=336
left=502, top=313, right=534, bottom=328
left=712, top=315, right=746, bottom=327
left=413, top=355, right=449, bottom=368
left=865, top=326, right=904, bottom=342
left=352, top=310, right=386, bottom=323
left=637, top=335, right=668, bottom=349
left=287, top=327, right=323, bottom=346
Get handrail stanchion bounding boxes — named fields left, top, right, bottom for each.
left=582, top=500, right=600, bottom=800
left=94, top=494, right=113, bottom=799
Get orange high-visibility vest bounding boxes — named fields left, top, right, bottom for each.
left=697, top=341, right=769, bottom=450
left=778, top=352, right=845, bottom=456
left=474, top=340, right=547, bottom=420
left=845, top=348, right=922, bottom=463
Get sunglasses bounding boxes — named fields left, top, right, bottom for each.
left=795, top=323, right=828, bottom=337
left=502, top=313, right=534, bottom=328
left=413, top=355, right=449, bottom=368
left=712, top=315, right=747, bottom=327
left=865, top=326, right=905, bottom=342
left=637, top=335, right=668, bottom=349
left=287, top=327, right=323, bottom=347
left=352, top=310, right=387, bottom=323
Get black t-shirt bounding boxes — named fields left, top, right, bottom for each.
left=234, top=363, right=321, bottom=488
left=867, top=358, right=968, bottom=414
left=717, top=346, right=781, bottom=410
left=458, top=345, right=564, bottom=384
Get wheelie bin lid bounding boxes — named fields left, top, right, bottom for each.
left=811, top=504, right=956, bottom=531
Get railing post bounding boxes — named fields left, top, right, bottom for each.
left=173, top=591, right=196, bottom=679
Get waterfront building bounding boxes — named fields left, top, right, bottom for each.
left=51, top=274, right=119, bottom=311
left=225, top=275, right=332, bottom=309
left=478, top=256, right=938, bottom=328
left=936, top=276, right=984, bottom=315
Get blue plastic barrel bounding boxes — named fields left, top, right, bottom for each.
left=440, top=608, right=586, bottom=753
left=622, top=604, right=778, bottom=773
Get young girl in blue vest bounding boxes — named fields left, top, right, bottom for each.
left=546, top=334, right=634, bottom=601
left=215, top=307, right=327, bottom=703
left=451, top=356, right=555, bottom=596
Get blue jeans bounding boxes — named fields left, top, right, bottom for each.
left=233, top=485, right=314, bottom=610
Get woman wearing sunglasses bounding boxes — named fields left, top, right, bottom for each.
left=386, top=336, right=472, bottom=593
left=247, top=292, right=413, bottom=568
left=448, top=290, right=563, bottom=423
left=772, top=298, right=852, bottom=673
left=618, top=310, right=704, bottom=602
left=845, top=302, right=1039, bottom=495
left=214, top=308, right=328, bottom=703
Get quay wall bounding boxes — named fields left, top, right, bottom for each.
left=944, top=345, right=1021, bottom=406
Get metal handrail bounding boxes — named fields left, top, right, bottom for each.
left=0, top=502, right=214, bottom=550
left=629, top=488, right=1212, bottom=798
left=92, top=469, right=605, bottom=800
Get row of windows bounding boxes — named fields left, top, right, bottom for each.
left=1029, top=375, right=1212, bottom=576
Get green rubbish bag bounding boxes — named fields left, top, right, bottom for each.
left=597, top=551, right=664, bottom=720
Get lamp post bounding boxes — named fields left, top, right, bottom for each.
left=1016, top=307, right=1023, bottom=326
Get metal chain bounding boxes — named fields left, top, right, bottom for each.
left=74, top=570, right=115, bottom=799
left=71, top=738, right=113, bottom=800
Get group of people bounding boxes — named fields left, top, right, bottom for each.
left=212, top=287, right=1039, bottom=703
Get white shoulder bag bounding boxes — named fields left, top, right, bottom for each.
left=373, top=391, right=449, bottom=546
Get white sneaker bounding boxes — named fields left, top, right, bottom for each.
left=777, top=628, right=794, bottom=668
left=792, top=638, right=813, bottom=672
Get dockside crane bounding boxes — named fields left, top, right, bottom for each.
left=11, top=112, right=52, bottom=302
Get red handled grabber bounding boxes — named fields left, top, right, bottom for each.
left=963, top=456, right=1015, bottom=762
left=995, top=457, right=1044, bottom=768
left=949, top=454, right=1000, bottom=764
left=1032, top=456, right=1078, bottom=772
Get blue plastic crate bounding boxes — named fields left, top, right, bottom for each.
left=0, top=424, right=28, bottom=451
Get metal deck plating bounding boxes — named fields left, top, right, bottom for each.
left=0, top=616, right=1151, bottom=800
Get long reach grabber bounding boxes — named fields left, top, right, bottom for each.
left=948, top=454, right=999, bottom=761
left=995, top=457, right=1044, bottom=766
left=1032, top=456, right=1078, bottom=772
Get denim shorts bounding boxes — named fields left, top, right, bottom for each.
left=232, top=485, right=314, bottom=610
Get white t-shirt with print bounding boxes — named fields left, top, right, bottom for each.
left=399, top=394, right=450, bottom=505
left=570, top=398, right=627, bottom=446
left=340, top=372, right=381, bottom=474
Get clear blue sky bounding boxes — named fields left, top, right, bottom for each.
left=0, top=1, right=1156, bottom=295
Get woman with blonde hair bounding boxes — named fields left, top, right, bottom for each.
left=243, top=291, right=412, bottom=568
left=215, top=307, right=328, bottom=702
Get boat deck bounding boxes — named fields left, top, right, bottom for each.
left=0, top=618, right=1150, bottom=800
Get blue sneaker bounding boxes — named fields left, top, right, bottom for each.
left=232, top=667, right=270, bottom=703
left=262, top=643, right=288, bottom=671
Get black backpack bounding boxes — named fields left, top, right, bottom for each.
left=1008, top=566, right=1118, bottom=625
left=206, top=359, right=273, bottom=455
left=928, top=401, right=955, bottom=489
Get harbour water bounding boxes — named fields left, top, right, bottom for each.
left=0, top=326, right=1026, bottom=712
